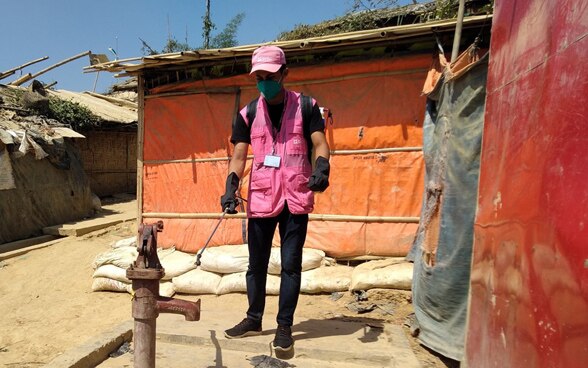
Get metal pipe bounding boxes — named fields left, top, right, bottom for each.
left=127, top=222, right=201, bottom=368
left=451, top=0, right=467, bottom=63
left=134, top=318, right=156, bottom=368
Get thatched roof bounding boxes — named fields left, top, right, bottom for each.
left=277, top=0, right=492, bottom=41
left=84, top=14, right=492, bottom=77
left=48, top=90, right=137, bottom=124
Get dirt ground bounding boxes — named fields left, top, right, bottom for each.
left=0, top=216, right=457, bottom=368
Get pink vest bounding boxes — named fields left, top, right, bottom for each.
left=240, top=90, right=315, bottom=218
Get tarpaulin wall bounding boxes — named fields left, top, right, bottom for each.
left=141, top=54, right=431, bottom=257
left=464, top=0, right=588, bottom=367
left=407, top=48, right=488, bottom=361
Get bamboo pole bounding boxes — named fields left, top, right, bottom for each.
left=137, top=75, right=145, bottom=225
left=143, top=87, right=240, bottom=99
left=331, top=147, right=423, bottom=155
left=0, top=56, right=49, bottom=81
left=141, top=212, right=420, bottom=223
left=82, top=56, right=144, bottom=71
left=142, top=147, right=423, bottom=165
left=451, top=0, right=467, bottom=63
left=30, top=51, right=91, bottom=79
left=84, top=91, right=138, bottom=109
left=9, top=73, right=33, bottom=86
left=11, top=51, right=91, bottom=86
left=143, top=69, right=427, bottom=99
left=0, top=71, right=15, bottom=80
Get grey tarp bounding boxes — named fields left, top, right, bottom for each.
left=407, top=54, right=488, bottom=361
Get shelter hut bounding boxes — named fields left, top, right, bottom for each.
left=0, top=85, right=93, bottom=244
left=86, top=15, right=491, bottom=259
left=49, top=89, right=139, bottom=197
left=0, top=84, right=137, bottom=244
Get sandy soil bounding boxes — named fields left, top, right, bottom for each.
left=0, top=211, right=456, bottom=368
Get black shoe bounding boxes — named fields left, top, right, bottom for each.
left=272, top=325, right=294, bottom=351
left=224, top=318, right=262, bottom=339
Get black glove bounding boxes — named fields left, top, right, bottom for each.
left=220, top=172, right=239, bottom=214
left=308, top=156, right=330, bottom=192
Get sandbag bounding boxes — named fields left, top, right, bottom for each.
left=300, top=265, right=353, bottom=294
left=111, top=236, right=136, bottom=249
left=159, top=249, right=197, bottom=280
left=92, top=277, right=129, bottom=292
left=265, top=274, right=281, bottom=295
left=198, top=244, right=249, bottom=274
left=93, top=264, right=129, bottom=283
left=158, top=282, right=176, bottom=298
left=92, top=246, right=137, bottom=269
left=268, top=247, right=326, bottom=275
left=172, top=268, right=222, bottom=295
left=92, top=246, right=174, bottom=270
left=350, top=258, right=413, bottom=291
left=216, top=272, right=248, bottom=295
left=92, top=276, right=175, bottom=297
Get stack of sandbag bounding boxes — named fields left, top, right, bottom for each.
left=92, top=238, right=412, bottom=297
left=91, top=237, right=196, bottom=297
left=172, top=244, right=353, bottom=295
left=349, top=258, right=413, bottom=291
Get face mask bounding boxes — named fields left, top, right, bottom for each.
left=257, top=77, right=282, bottom=100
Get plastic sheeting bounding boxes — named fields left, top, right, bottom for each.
left=141, top=54, right=430, bottom=256
left=408, top=49, right=488, bottom=361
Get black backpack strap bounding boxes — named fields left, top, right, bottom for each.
left=247, top=95, right=313, bottom=126
left=246, top=97, right=259, bottom=126
left=300, top=94, right=313, bottom=127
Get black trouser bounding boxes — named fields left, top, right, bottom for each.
left=246, top=202, right=308, bottom=327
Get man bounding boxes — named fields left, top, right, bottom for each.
left=221, top=45, right=331, bottom=353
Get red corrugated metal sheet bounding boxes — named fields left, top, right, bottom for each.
left=465, top=0, right=588, bottom=367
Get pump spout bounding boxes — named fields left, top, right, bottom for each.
left=157, top=296, right=201, bottom=321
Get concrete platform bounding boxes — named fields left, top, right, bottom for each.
left=43, top=201, right=136, bottom=237
left=95, top=310, right=421, bottom=368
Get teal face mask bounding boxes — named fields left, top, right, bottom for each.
left=257, top=79, right=282, bottom=100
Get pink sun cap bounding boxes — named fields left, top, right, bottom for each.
left=250, top=46, right=286, bottom=74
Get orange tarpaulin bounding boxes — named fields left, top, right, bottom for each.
left=141, top=54, right=429, bottom=257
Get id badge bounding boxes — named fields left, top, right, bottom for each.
left=264, top=155, right=281, bottom=168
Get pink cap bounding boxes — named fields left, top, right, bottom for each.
left=250, top=46, right=286, bottom=74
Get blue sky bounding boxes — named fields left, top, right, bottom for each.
left=0, top=0, right=421, bottom=93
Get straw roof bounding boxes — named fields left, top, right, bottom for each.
left=85, top=14, right=492, bottom=76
